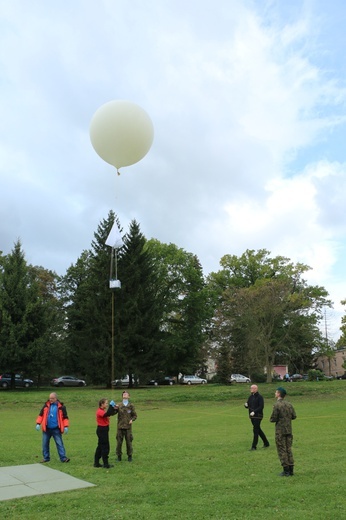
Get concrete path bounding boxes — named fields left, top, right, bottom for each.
left=0, top=464, right=95, bottom=501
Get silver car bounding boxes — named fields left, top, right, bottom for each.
left=111, top=375, right=139, bottom=386
left=180, top=375, right=207, bottom=385
left=51, top=375, right=86, bottom=387
left=230, top=374, right=251, bottom=383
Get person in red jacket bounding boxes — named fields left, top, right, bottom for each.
left=94, top=398, right=117, bottom=468
left=36, top=392, right=70, bottom=463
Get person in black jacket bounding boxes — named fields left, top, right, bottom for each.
left=245, top=384, right=270, bottom=451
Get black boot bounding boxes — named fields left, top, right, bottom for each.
left=279, top=466, right=290, bottom=476
left=102, top=457, right=113, bottom=469
left=289, top=465, right=294, bottom=476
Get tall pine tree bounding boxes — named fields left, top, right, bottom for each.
left=60, top=211, right=119, bottom=384
left=0, top=241, right=58, bottom=386
left=115, top=220, right=162, bottom=385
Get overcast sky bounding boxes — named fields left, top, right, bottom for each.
left=1, top=0, right=346, bottom=340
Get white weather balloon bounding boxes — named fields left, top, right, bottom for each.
left=89, top=100, right=154, bottom=172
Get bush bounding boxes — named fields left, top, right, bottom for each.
left=209, top=374, right=222, bottom=383
left=308, top=369, right=324, bottom=381
left=251, top=372, right=267, bottom=383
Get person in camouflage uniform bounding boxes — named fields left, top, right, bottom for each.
left=270, top=387, right=297, bottom=476
left=114, top=391, right=137, bottom=462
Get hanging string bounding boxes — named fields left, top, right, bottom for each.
left=115, top=247, right=118, bottom=279
left=110, top=247, right=114, bottom=280
left=109, top=247, right=119, bottom=281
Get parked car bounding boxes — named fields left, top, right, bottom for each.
left=337, top=373, right=346, bottom=380
left=0, top=374, right=34, bottom=389
left=112, top=375, right=139, bottom=386
left=147, top=376, right=175, bottom=386
left=51, top=375, right=86, bottom=387
left=290, top=374, right=303, bottom=382
left=230, top=374, right=251, bottom=383
left=180, top=375, right=207, bottom=385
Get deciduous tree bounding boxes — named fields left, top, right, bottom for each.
left=208, top=249, right=331, bottom=380
left=146, top=239, right=211, bottom=377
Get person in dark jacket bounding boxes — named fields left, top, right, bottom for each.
left=270, top=386, right=297, bottom=476
left=114, top=391, right=137, bottom=462
left=36, top=392, right=70, bottom=463
left=245, top=384, right=270, bottom=451
left=94, top=398, right=117, bottom=468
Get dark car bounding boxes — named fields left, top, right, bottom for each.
left=0, top=374, right=34, bottom=389
left=51, top=375, right=86, bottom=387
left=337, top=373, right=346, bottom=380
left=147, top=376, right=175, bottom=386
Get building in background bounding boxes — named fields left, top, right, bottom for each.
left=272, top=365, right=288, bottom=380
left=315, top=347, right=346, bottom=377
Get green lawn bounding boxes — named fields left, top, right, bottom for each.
left=0, top=382, right=345, bottom=519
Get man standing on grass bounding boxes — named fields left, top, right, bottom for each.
left=114, top=391, right=137, bottom=462
left=245, top=384, right=270, bottom=451
left=36, top=392, right=70, bottom=463
left=270, top=387, right=296, bottom=476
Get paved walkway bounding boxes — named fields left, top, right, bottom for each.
left=0, top=464, right=95, bottom=501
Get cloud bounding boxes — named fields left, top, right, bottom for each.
left=1, top=0, right=346, bottom=340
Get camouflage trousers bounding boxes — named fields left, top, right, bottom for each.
left=275, top=433, right=294, bottom=467
left=116, top=428, right=133, bottom=457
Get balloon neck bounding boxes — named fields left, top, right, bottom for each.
left=116, top=168, right=121, bottom=176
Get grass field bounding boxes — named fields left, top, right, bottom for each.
left=0, top=381, right=345, bottom=519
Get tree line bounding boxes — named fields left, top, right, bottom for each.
left=0, top=210, right=341, bottom=387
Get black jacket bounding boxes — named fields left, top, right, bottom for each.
left=246, top=392, right=264, bottom=419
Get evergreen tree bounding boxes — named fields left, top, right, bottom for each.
left=26, top=264, right=63, bottom=384
left=60, top=213, right=163, bottom=387
left=0, top=241, right=58, bottom=386
left=115, top=221, right=162, bottom=385
left=60, top=211, right=119, bottom=384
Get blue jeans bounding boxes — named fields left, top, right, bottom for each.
left=42, top=428, right=67, bottom=461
